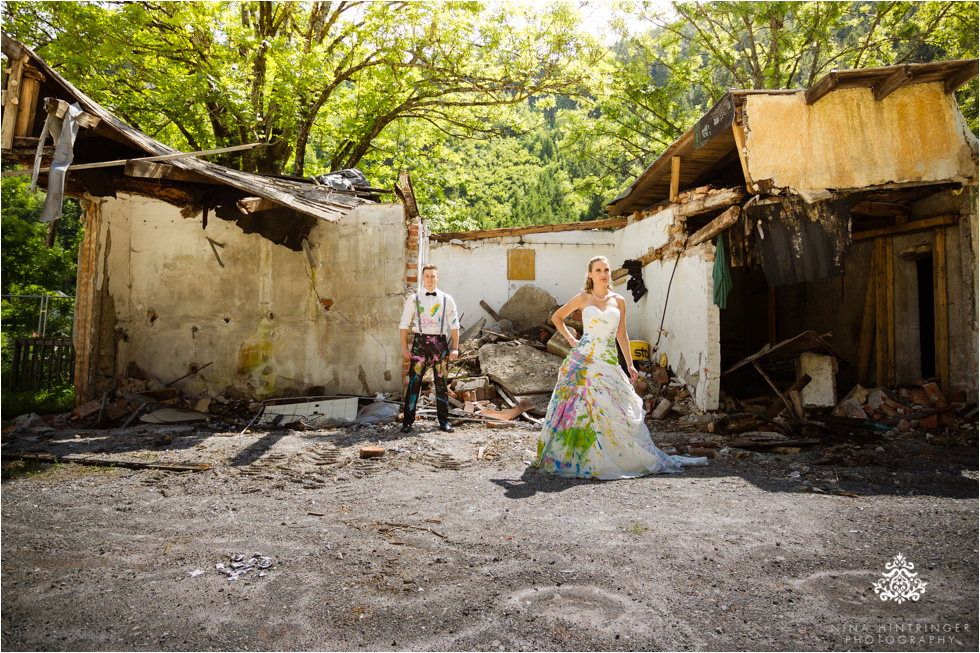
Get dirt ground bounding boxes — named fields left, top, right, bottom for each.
left=1, top=415, right=977, bottom=652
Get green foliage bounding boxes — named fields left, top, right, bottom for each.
left=1, top=385, right=74, bottom=422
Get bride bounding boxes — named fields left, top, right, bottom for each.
left=535, top=256, right=708, bottom=479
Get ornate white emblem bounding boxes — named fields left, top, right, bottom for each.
left=872, top=553, right=927, bottom=603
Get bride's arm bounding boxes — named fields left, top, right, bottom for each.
left=552, top=293, right=585, bottom=347
left=614, top=296, right=638, bottom=383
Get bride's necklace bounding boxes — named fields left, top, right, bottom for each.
left=591, top=288, right=611, bottom=302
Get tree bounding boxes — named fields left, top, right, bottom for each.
left=558, top=1, right=979, bottom=192
left=3, top=1, right=603, bottom=177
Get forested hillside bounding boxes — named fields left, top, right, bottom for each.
left=2, top=0, right=977, bottom=240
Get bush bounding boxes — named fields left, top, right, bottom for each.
left=1, top=384, right=74, bottom=423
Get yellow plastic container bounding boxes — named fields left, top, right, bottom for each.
left=629, top=340, right=651, bottom=361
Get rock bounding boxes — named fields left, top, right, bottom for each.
left=498, top=285, right=559, bottom=332
left=460, top=317, right=486, bottom=343
left=478, top=342, right=563, bottom=395
left=651, top=399, right=672, bottom=420
left=546, top=331, right=575, bottom=358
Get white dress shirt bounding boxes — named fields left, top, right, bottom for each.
left=399, top=288, right=459, bottom=336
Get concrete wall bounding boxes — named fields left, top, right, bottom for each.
left=744, top=83, right=978, bottom=195
left=428, top=230, right=616, bottom=329
left=101, top=194, right=407, bottom=398
left=615, top=210, right=720, bottom=410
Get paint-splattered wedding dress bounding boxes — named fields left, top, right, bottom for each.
left=535, top=304, right=708, bottom=479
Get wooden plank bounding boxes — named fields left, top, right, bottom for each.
left=14, top=67, right=43, bottom=138
left=885, top=237, right=895, bottom=385
left=2, top=32, right=24, bottom=59
left=872, top=65, right=912, bottom=101
left=430, top=217, right=627, bottom=242
left=934, top=228, right=949, bottom=394
left=764, top=374, right=811, bottom=419
left=125, top=159, right=219, bottom=184
left=674, top=187, right=745, bottom=219
left=855, top=249, right=877, bottom=386
left=686, top=205, right=741, bottom=248
left=753, top=362, right=794, bottom=418
left=236, top=196, right=281, bottom=213
left=480, top=300, right=502, bottom=322
left=944, top=59, right=979, bottom=94
left=731, top=122, right=752, bottom=193
left=874, top=239, right=888, bottom=386
left=507, top=249, right=535, bottom=280
left=851, top=215, right=958, bottom=241
left=1, top=452, right=210, bottom=472
left=2, top=142, right=265, bottom=176
left=669, top=156, right=681, bottom=201
left=850, top=200, right=910, bottom=218
left=1, top=55, right=26, bottom=149
left=805, top=70, right=838, bottom=105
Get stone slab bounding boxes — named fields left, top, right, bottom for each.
left=478, top=342, right=564, bottom=395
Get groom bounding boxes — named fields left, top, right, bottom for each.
left=399, top=264, right=460, bottom=433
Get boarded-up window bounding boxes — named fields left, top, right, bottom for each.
left=507, top=249, right=535, bottom=280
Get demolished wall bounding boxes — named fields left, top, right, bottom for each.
left=94, top=194, right=406, bottom=399
left=614, top=209, right=721, bottom=411
left=743, top=84, right=978, bottom=196
left=429, top=230, right=615, bottom=329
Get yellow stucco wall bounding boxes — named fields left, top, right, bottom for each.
left=744, top=83, right=977, bottom=194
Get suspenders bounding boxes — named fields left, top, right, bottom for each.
left=414, top=291, right=446, bottom=337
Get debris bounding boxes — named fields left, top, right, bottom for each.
left=478, top=342, right=563, bottom=395
left=359, top=446, right=385, bottom=459
left=215, top=553, right=274, bottom=581
left=651, top=399, right=672, bottom=420
left=140, top=408, right=210, bottom=424
left=0, top=451, right=210, bottom=472
left=498, top=285, right=559, bottom=332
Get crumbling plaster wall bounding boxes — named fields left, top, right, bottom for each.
left=428, top=231, right=615, bottom=331
left=743, top=84, right=978, bottom=195
left=615, top=211, right=721, bottom=410
left=101, top=194, right=405, bottom=398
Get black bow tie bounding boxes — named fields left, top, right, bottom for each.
left=425, top=291, right=437, bottom=296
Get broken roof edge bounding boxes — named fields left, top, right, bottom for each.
left=1, top=33, right=369, bottom=224
left=429, top=217, right=628, bottom=242
left=605, top=59, right=980, bottom=218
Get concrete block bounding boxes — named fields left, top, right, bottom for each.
left=795, top=352, right=836, bottom=408
left=478, top=342, right=563, bottom=395
left=651, top=399, right=672, bottom=420
left=498, top=285, right=559, bottom=332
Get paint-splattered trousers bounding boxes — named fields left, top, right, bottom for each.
left=403, top=333, right=450, bottom=427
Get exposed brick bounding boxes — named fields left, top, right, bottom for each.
left=407, top=262, right=417, bottom=270
left=920, top=413, right=938, bottom=430
left=920, top=382, right=945, bottom=405
left=936, top=401, right=955, bottom=426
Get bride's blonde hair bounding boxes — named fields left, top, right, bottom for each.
left=583, top=256, right=609, bottom=293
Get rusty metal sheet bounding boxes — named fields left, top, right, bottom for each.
left=748, top=198, right=854, bottom=286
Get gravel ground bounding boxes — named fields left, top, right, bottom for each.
left=1, top=417, right=977, bottom=652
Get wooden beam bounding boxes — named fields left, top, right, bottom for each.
left=872, top=65, right=912, bottom=101
left=850, top=200, right=910, bottom=218
left=44, top=97, right=100, bottom=129
left=686, top=205, right=741, bottom=248
left=674, top=187, right=746, bottom=219
left=669, top=156, right=681, bottom=201
left=805, top=70, right=839, bottom=105
left=14, top=66, right=44, bottom=138
left=855, top=252, right=877, bottom=386
left=2, top=141, right=266, bottom=177
left=430, top=217, right=627, bottom=242
left=236, top=196, right=281, bottom=213
left=885, top=238, right=895, bottom=385
left=874, top=239, right=888, bottom=386
left=125, top=159, right=219, bottom=184
left=944, top=60, right=979, bottom=94
left=1, top=55, right=26, bottom=149
left=933, top=228, right=949, bottom=394
left=851, top=215, right=958, bottom=241
left=2, top=32, right=24, bottom=60
left=731, top=122, right=753, bottom=193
